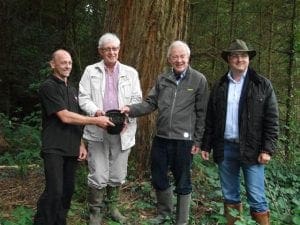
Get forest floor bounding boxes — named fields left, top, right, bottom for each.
left=0, top=166, right=209, bottom=225
left=0, top=166, right=44, bottom=221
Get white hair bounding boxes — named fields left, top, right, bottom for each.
left=167, top=40, right=191, bottom=58
left=98, top=33, right=120, bottom=48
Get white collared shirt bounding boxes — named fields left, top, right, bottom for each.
left=224, top=70, right=247, bottom=140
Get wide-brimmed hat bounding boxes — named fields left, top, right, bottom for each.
left=221, top=39, right=256, bottom=62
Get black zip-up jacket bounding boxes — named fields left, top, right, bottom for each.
left=201, top=68, right=279, bottom=165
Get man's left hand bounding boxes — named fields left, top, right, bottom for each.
left=191, top=145, right=200, bottom=154
left=78, top=143, right=88, bottom=161
left=258, top=152, right=271, bottom=164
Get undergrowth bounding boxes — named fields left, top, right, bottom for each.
left=0, top=113, right=299, bottom=224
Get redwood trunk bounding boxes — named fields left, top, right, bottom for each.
left=103, top=0, right=189, bottom=178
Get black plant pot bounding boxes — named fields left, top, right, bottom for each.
left=105, top=109, right=126, bottom=135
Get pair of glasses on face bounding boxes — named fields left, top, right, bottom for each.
left=229, top=52, right=249, bottom=59
left=170, top=54, right=188, bottom=61
left=101, top=47, right=120, bottom=52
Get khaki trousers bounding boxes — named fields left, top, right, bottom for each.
left=87, top=133, right=131, bottom=189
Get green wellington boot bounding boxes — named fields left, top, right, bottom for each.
left=175, top=193, right=191, bottom=225
left=88, top=187, right=105, bottom=225
left=149, top=187, right=173, bottom=224
left=106, top=186, right=127, bottom=224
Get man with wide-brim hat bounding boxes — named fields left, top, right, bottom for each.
left=201, top=39, right=279, bottom=225
left=221, top=39, right=256, bottom=62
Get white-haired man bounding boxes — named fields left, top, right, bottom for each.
left=122, top=40, right=209, bottom=224
left=79, top=33, right=142, bottom=224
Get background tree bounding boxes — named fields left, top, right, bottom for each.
left=1, top=0, right=299, bottom=171
left=0, top=0, right=299, bottom=224
left=284, top=0, right=297, bottom=157
left=0, top=0, right=298, bottom=169
left=103, top=0, right=190, bottom=178
left=0, top=0, right=107, bottom=118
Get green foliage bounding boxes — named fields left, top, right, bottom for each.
left=0, top=206, right=34, bottom=225
left=292, top=199, right=300, bottom=225
left=266, top=160, right=300, bottom=224
left=0, top=113, right=41, bottom=167
left=73, top=163, right=88, bottom=202
left=190, top=141, right=300, bottom=225
left=67, top=201, right=88, bottom=225
left=1, top=135, right=298, bottom=224
left=0, top=1, right=299, bottom=224
left=278, top=118, right=300, bottom=164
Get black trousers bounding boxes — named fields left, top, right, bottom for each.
left=33, top=153, right=78, bottom=225
left=151, top=136, right=193, bottom=195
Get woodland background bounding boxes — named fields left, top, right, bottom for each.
left=0, top=0, right=299, bottom=224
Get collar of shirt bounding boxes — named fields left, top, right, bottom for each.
left=51, top=74, right=67, bottom=85
left=227, top=69, right=247, bottom=84
left=173, top=69, right=187, bottom=84
left=224, top=69, right=247, bottom=140
left=103, top=62, right=119, bottom=112
left=104, top=62, right=120, bottom=76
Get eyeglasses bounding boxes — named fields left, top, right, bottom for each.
left=101, top=47, right=120, bottom=52
left=170, top=54, right=188, bottom=61
left=229, top=53, right=249, bottom=59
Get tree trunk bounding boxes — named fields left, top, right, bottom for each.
left=229, top=0, right=235, bottom=40
left=103, top=0, right=189, bottom=178
left=284, top=0, right=297, bottom=158
left=212, top=0, right=220, bottom=82
left=267, top=4, right=274, bottom=79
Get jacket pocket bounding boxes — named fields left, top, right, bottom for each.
left=248, top=94, right=264, bottom=128
left=91, top=76, right=101, bottom=91
left=119, top=80, right=131, bottom=100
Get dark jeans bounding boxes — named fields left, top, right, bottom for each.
left=33, top=153, right=78, bottom=225
left=151, top=136, right=193, bottom=195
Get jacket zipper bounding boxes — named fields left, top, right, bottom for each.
left=169, top=85, right=178, bottom=136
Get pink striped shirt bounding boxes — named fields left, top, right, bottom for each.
left=103, top=63, right=119, bottom=112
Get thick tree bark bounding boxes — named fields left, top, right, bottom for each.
left=103, top=0, right=189, bottom=178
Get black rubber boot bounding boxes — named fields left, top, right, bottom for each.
left=88, top=187, right=105, bottom=225
left=175, top=194, right=191, bottom=225
left=149, top=187, right=173, bottom=224
left=107, top=186, right=127, bottom=224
